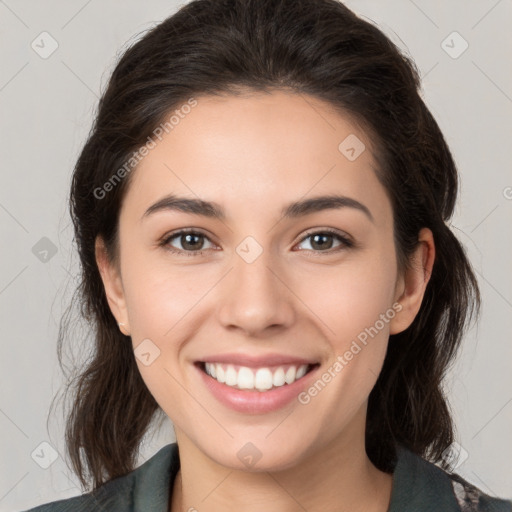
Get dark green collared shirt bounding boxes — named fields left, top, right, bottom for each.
left=24, top=443, right=511, bottom=511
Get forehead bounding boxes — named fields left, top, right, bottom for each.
left=122, top=90, right=390, bottom=224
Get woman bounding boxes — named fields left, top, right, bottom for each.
left=24, top=0, right=512, bottom=510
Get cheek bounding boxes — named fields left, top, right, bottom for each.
left=296, top=261, right=397, bottom=418
left=296, top=249, right=397, bottom=402
left=121, top=249, right=209, bottom=338
left=122, top=233, right=398, bottom=350
left=296, top=251, right=398, bottom=344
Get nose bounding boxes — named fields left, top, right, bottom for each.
left=217, top=249, right=296, bottom=337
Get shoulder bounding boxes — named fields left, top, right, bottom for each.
left=447, top=472, right=512, bottom=512
left=390, top=445, right=512, bottom=512
left=22, top=443, right=179, bottom=512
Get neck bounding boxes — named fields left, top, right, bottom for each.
left=170, top=407, right=393, bottom=512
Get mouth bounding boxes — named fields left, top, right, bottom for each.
left=195, top=361, right=320, bottom=392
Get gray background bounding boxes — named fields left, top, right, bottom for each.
left=1, top=0, right=511, bottom=510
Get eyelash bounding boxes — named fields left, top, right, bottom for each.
left=159, top=228, right=354, bottom=257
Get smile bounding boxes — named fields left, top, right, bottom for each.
left=195, top=357, right=321, bottom=414
left=201, top=362, right=315, bottom=391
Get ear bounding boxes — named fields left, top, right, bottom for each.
left=95, top=236, right=130, bottom=335
left=389, top=227, right=435, bottom=335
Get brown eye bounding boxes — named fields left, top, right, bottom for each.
left=296, top=229, right=353, bottom=253
left=161, top=230, right=216, bottom=256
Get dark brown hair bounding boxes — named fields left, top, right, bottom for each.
left=53, top=0, right=480, bottom=491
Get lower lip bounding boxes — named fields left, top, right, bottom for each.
left=195, top=363, right=320, bottom=414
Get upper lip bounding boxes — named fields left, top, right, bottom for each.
left=198, top=353, right=319, bottom=368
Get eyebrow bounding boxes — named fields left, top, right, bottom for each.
left=141, top=193, right=374, bottom=223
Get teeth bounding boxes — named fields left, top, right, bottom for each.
left=238, top=367, right=254, bottom=389
left=225, top=365, right=237, bottom=386
left=255, top=368, right=273, bottom=391
left=285, top=366, right=296, bottom=384
left=203, top=362, right=310, bottom=391
left=296, top=365, right=307, bottom=379
left=272, top=367, right=285, bottom=387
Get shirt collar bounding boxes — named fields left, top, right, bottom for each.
left=127, top=442, right=462, bottom=512
left=388, top=444, right=460, bottom=511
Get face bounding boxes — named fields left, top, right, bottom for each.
left=96, top=89, right=431, bottom=471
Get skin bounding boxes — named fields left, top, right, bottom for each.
left=95, top=89, right=435, bottom=512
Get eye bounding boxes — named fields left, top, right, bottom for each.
left=160, top=229, right=216, bottom=257
left=294, top=229, right=353, bottom=254
left=160, top=228, right=354, bottom=257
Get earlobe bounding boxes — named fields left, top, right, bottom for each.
left=95, top=236, right=131, bottom=334
left=389, top=228, right=435, bottom=335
